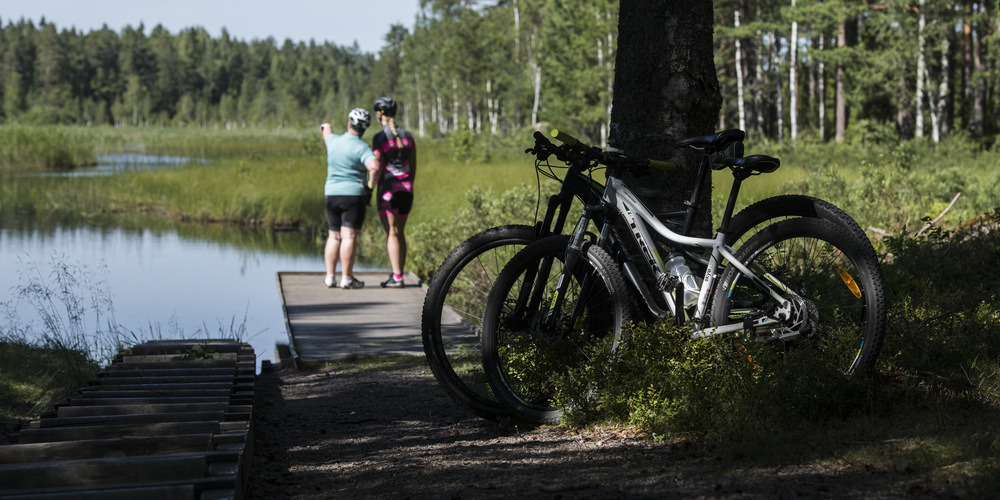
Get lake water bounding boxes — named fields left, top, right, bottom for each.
left=18, top=153, right=205, bottom=178
left=0, top=155, right=358, bottom=372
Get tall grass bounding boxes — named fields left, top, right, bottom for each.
left=0, top=125, right=96, bottom=171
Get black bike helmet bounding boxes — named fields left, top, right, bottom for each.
left=348, top=108, right=370, bottom=133
left=374, top=97, right=397, bottom=117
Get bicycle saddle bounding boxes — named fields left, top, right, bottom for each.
left=675, top=129, right=746, bottom=153
left=713, top=154, right=780, bottom=174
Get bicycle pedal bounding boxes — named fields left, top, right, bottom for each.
left=742, top=316, right=757, bottom=337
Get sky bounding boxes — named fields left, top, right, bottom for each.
left=0, top=0, right=423, bottom=55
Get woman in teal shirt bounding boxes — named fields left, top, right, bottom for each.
left=321, top=108, right=380, bottom=289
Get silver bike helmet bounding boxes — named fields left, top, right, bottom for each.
left=348, top=108, right=370, bottom=133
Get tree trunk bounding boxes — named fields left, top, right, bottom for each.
left=735, top=9, right=747, bottom=132
left=487, top=79, right=498, bottom=135
left=772, top=32, right=784, bottom=144
left=754, top=31, right=765, bottom=137
left=416, top=73, right=425, bottom=138
left=817, top=34, right=825, bottom=142
left=835, top=20, right=847, bottom=142
left=609, top=0, right=721, bottom=237
left=513, top=0, right=522, bottom=128
left=970, top=2, right=985, bottom=137
left=451, top=78, right=459, bottom=131
left=529, top=31, right=541, bottom=129
left=963, top=0, right=972, bottom=124
left=934, top=36, right=950, bottom=142
left=789, top=0, right=798, bottom=142
left=915, top=0, right=926, bottom=138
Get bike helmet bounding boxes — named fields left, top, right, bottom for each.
left=348, top=108, right=370, bottom=133
left=374, top=97, right=397, bottom=116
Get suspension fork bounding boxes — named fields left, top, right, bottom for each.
left=537, top=190, right=575, bottom=238
left=508, top=175, right=594, bottom=328
left=542, top=203, right=605, bottom=330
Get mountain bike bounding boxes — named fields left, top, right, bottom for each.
left=479, top=130, right=886, bottom=425
left=422, top=128, right=874, bottom=421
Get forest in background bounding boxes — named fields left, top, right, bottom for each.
left=0, top=1, right=997, bottom=147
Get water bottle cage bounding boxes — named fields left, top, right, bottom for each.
left=657, top=273, right=679, bottom=292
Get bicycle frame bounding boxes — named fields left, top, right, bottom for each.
left=522, top=149, right=819, bottom=352
left=603, top=175, right=801, bottom=336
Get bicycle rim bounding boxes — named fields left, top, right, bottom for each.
left=713, top=218, right=886, bottom=375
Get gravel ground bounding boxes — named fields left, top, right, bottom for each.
left=245, top=362, right=948, bottom=499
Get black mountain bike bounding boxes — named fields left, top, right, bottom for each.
left=478, top=130, right=886, bottom=424
left=422, top=128, right=875, bottom=421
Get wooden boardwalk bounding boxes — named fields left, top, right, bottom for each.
left=0, top=340, right=256, bottom=499
left=275, top=271, right=426, bottom=362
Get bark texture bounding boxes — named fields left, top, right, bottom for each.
left=609, top=0, right=722, bottom=236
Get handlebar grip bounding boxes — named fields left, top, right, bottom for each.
left=649, top=159, right=677, bottom=172
left=550, top=128, right=579, bottom=147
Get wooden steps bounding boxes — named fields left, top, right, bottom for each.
left=0, top=340, right=256, bottom=500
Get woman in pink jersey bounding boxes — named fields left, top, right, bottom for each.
left=372, top=97, right=416, bottom=288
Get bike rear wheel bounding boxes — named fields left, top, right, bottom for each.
left=420, top=225, right=536, bottom=420
left=726, top=194, right=869, bottom=249
left=481, top=234, right=632, bottom=425
left=711, top=217, right=886, bottom=375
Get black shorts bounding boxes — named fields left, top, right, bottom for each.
left=325, top=195, right=367, bottom=231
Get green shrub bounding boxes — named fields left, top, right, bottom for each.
left=408, top=184, right=540, bottom=280
left=557, top=321, right=873, bottom=443
left=554, top=208, right=1000, bottom=445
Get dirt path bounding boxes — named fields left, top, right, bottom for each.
left=246, top=361, right=942, bottom=499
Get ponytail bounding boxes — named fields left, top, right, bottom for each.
left=388, top=117, right=403, bottom=149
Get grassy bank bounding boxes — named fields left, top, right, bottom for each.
left=0, top=340, right=100, bottom=434
left=5, top=125, right=999, bottom=242
left=0, top=126, right=96, bottom=171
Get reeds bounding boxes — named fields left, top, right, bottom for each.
left=0, top=125, right=96, bottom=171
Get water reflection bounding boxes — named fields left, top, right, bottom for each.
left=0, top=219, right=323, bottom=372
left=17, top=153, right=207, bottom=177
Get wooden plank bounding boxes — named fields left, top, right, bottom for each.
left=65, top=396, right=233, bottom=406
left=0, top=484, right=196, bottom=500
left=34, top=411, right=228, bottom=428
left=57, top=403, right=231, bottom=417
left=0, top=434, right=214, bottom=463
left=90, top=375, right=239, bottom=385
left=118, top=354, right=239, bottom=363
left=104, top=360, right=239, bottom=370
left=124, top=342, right=248, bottom=355
left=98, top=368, right=237, bottom=378
left=79, top=383, right=237, bottom=391
left=14, top=421, right=224, bottom=443
left=0, top=476, right=237, bottom=499
left=75, top=389, right=232, bottom=398
left=0, top=451, right=239, bottom=489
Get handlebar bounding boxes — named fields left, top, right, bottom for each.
left=550, top=128, right=579, bottom=148
left=528, top=129, right=677, bottom=174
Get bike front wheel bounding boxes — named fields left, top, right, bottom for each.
left=421, top=225, right=537, bottom=420
left=481, top=234, right=633, bottom=425
left=711, top=217, right=886, bottom=375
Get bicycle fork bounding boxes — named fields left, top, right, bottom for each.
left=543, top=203, right=604, bottom=331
